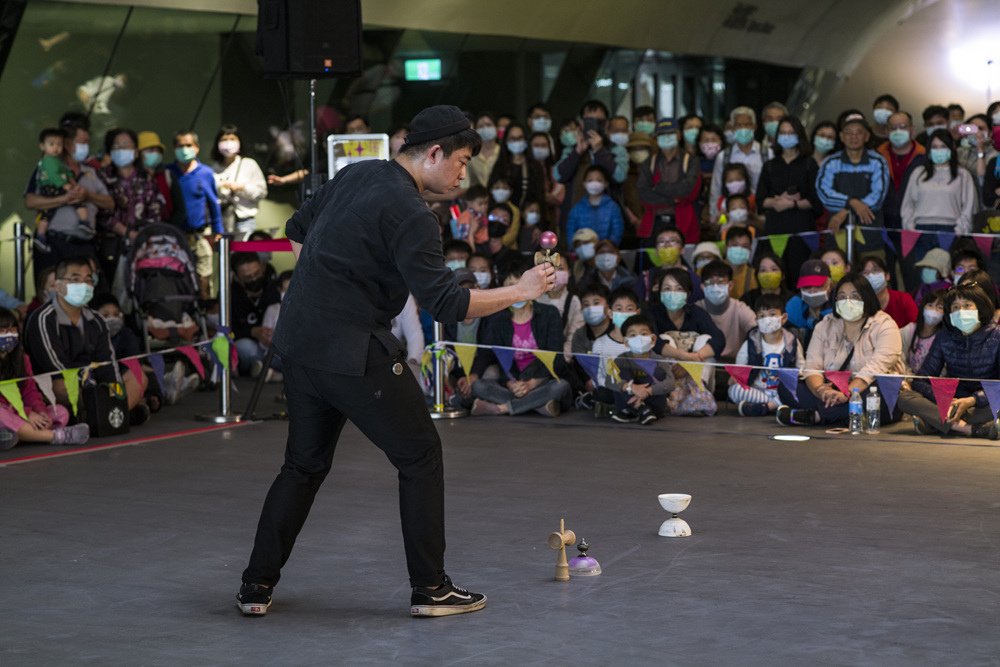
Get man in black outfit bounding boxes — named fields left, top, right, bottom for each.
left=237, top=105, right=556, bottom=617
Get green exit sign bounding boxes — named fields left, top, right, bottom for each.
left=404, top=59, right=442, bottom=81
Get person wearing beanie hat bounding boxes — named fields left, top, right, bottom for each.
left=238, top=105, right=557, bottom=619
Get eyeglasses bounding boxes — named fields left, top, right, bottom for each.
left=62, top=275, right=95, bottom=285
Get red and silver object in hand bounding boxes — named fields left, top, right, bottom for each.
left=534, top=231, right=562, bottom=297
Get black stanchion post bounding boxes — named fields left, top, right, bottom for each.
left=13, top=218, right=26, bottom=301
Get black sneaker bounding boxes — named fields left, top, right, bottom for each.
left=637, top=404, right=657, bottom=425
left=575, top=391, right=595, bottom=410
left=971, top=418, right=1000, bottom=441
left=410, top=575, right=486, bottom=617
left=738, top=401, right=770, bottom=417
left=775, top=405, right=816, bottom=426
left=0, top=428, right=19, bottom=451
left=129, top=403, right=151, bottom=426
left=236, top=582, right=273, bottom=616
left=611, top=408, right=638, bottom=423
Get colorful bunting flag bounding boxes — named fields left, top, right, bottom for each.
left=981, top=381, right=1000, bottom=419
left=776, top=368, right=799, bottom=400
left=825, top=370, right=852, bottom=395
left=148, top=354, right=166, bottom=394
left=769, top=234, right=790, bottom=258
left=929, top=377, right=960, bottom=423
left=177, top=346, right=205, bottom=379
left=800, top=231, right=820, bottom=252
left=678, top=361, right=704, bottom=392
left=211, top=335, right=231, bottom=372
left=576, top=354, right=601, bottom=384
left=492, top=347, right=516, bottom=374
left=900, top=230, right=920, bottom=258
left=61, top=368, right=80, bottom=416
left=453, top=344, right=477, bottom=377
left=645, top=247, right=664, bottom=268
left=534, top=350, right=559, bottom=380
left=880, top=229, right=898, bottom=257
left=725, top=365, right=752, bottom=390
left=0, top=379, right=26, bottom=420
left=973, top=235, right=994, bottom=260
left=121, top=358, right=144, bottom=386
left=937, top=232, right=955, bottom=251
left=834, top=229, right=847, bottom=252
left=854, top=227, right=866, bottom=245
left=632, top=357, right=660, bottom=380
left=875, top=375, right=903, bottom=416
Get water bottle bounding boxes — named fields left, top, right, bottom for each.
left=849, top=388, right=863, bottom=435
left=865, top=385, right=881, bottom=434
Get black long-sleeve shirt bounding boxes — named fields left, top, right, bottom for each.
left=755, top=154, right=822, bottom=235
left=274, top=160, right=470, bottom=375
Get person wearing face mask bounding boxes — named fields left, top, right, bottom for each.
left=637, top=117, right=702, bottom=243
left=580, top=239, right=636, bottom=294
left=467, top=252, right=495, bottom=290
left=97, top=127, right=166, bottom=285
left=24, top=124, right=113, bottom=272
left=915, top=104, right=950, bottom=149
left=230, top=253, right=282, bottom=379
left=168, top=130, right=224, bottom=299
left=898, top=288, right=946, bottom=374
left=528, top=131, right=565, bottom=229
left=568, top=283, right=620, bottom=413
left=694, top=260, right=757, bottom=363
left=24, top=258, right=148, bottom=421
left=212, top=124, right=268, bottom=240
left=534, top=256, right=583, bottom=360
left=722, top=226, right=757, bottom=300
left=728, top=294, right=805, bottom=417
left=488, top=123, right=547, bottom=212
left=483, top=204, right=519, bottom=277
left=442, top=269, right=489, bottom=409
left=650, top=267, right=725, bottom=364
left=566, top=166, right=624, bottom=246
left=955, top=113, right=996, bottom=184
left=487, top=177, right=522, bottom=248
left=785, top=259, right=834, bottom=345
left=911, top=247, right=952, bottom=305
left=0, top=306, right=90, bottom=450
left=810, top=121, right=838, bottom=168
left=468, top=113, right=501, bottom=188
left=137, top=131, right=174, bottom=222
left=875, top=110, right=927, bottom=285
left=860, top=255, right=916, bottom=328
left=570, top=227, right=600, bottom=282
left=516, top=200, right=547, bottom=251
left=620, top=133, right=655, bottom=247
left=741, top=252, right=792, bottom=312
left=898, top=282, right=1000, bottom=439
left=606, top=116, right=632, bottom=186
left=632, top=106, right=657, bottom=138
left=678, top=114, right=703, bottom=157
left=470, top=263, right=570, bottom=418
left=555, top=100, right=617, bottom=214
left=691, top=240, right=722, bottom=277
left=526, top=102, right=553, bottom=138
left=776, top=272, right=903, bottom=427
left=710, top=163, right=755, bottom=225
left=604, top=314, right=675, bottom=425
left=870, top=94, right=900, bottom=141
left=93, top=294, right=142, bottom=359
left=900, top=130, right=977, bottom=289
left=695, top=123, right=726, bottom=234
left=709, top=107, right=772, bottom=212
left=759, top=101, right=787, bottom=152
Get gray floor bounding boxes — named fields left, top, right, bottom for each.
left=3, top=381, right=1000, bottom=665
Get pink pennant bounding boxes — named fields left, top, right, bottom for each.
left=973, top=235, right=994, bottom=260
left=725, top=365, right=753, bottom=390
left=177, top=345, right=206, bottom=379
left=121, top=358, right=143, bottom=385
left=825, top=370, right=852, bottom=396
left=929, top=377, right=960, bottom=423
left=900, top=230, right=921, bottom=259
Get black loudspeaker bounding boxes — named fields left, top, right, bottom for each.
left=256, top=0, right=362, bottom=78
left=0, top=0, right=28, bottom=81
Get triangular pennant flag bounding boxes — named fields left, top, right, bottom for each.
left=576, top=354, right=601, bottom=384
left=982, top=381, right=1000, bottom=419
left=801, top=231, right=820, bottom=252
left=607, top=358, right=621, bottom=384
left=929, top=377, right=960, bottom=423
left=854, top=227, right=866, bottom=245
left=900, top=230, right=920, bottom=258
left=769, top=234, right=790, bottom=258
left=453, top=344, right=477, bottom=377
left=61, top=368, right=80, bottom=416
left=937, top=232, right=955, bottom=251
left=0, top=379, right=27, bottom=420
left=825, top=370, right=853, bottom=395
left=148, top=354, right=166, bottom=395
left=121, top=358, right=144, bottom=386
left=492, top=347, right=516, bottom=374
left=177, top=345, right=206, bottom=379
left=834, top=229, right=848, bottom=252
left=211, top=335, right=231, bottom=372
left=632, top=357, right=660, bottom=380
left=880, top=229, right=898, bottom=257
left=973, top=234, right=994, bottom=260
left=34, top=372, right=56, bottom=406
left=725, top=365, right=753, bottom=390
left=678, top=361, right=704, bottom=392
left=645, top=247, right=664, bottom=268
left=875, top=375, right=903, bottom=416
left=534, top=350, right=559, bottom=379
left=205, top=342, right=222, bottom=375
left=776, top=368, right=799, bottom=400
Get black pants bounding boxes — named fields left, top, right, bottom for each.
left=242, top=339, right=445, bottom=588
left=778, top=379, right=900, bottom=426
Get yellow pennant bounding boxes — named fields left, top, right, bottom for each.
left=854, top=227, right=866, bottom=245
left=678, top=361, right=705, bottom=392
left=534, top=350, right=559, bottom=380
left=61, top=368, right=80, bottom=416
left=607, top=358, right=621, bottom=384
left=0, top=379, right=26, bottom=420
left=454, top=344, right=477, bottom=377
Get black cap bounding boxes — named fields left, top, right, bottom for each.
left=403, top=105, right=472, bottom=146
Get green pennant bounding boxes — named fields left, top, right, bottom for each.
left=61, top=368, right=80, bottom=416
left=769, top=234, right=790, bottom=258
left=0, top=379, right=26, bottom=420
left=645, top=247, right=663, bottom=268
left=211, top=335, right=231, bottom=372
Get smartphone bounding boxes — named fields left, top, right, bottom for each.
left=957, top=123, right=979, bottom=136
left=947, top=402, right=959, bottom=420
left=582, top=117, right=600, bottom=135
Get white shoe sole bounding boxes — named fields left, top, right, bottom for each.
left=236, top=599, right=272, bottom=616
left=410, top=596, right=487, bottom=617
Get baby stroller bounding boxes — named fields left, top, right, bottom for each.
left=126, top=223, right=208, bottom=353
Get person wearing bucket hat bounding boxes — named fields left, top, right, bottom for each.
left=137, top=131, right=172, bottom=220
left=621, top=132, right=656, bottom=244
left=913, top=247, right=953, bottom=304
left=637, top=117, right=701, bottom=242
left=238, top=105, right=558, bottom=620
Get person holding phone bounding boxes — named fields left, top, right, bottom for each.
left=554, top=100, right=617, bottom=215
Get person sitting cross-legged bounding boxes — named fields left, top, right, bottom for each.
left=605, top=314, right=674, bottom=425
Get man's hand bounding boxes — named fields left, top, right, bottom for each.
left=848, top=198, right=875, bottom=224
left=631, top=383, right=652, bottom=400
left=586, top=130, right=604, bottom=152
left=517, top=263, right=556, bottom=300
left=828, top=208, right=849, bottom=233
left=945, top=396, right=976, bottom=424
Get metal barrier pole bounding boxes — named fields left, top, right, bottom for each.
left=429, top=321, right=467, bottom=419
left=198, top=234, right=242, bottom=423
left=13, top=220, right=26, bottom=301
left=844, top=211, right=856, bottom=266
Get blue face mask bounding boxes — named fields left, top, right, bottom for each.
left=660, top=290, right=687, bottom=311
left=776, top=134, right=799, bottom=149
left=763, top=120, right=779, bottom=138
left=73, top=143, right=90, bottom=162
left=445, top=259, right=466, bottom=271
left=930, top=147, right=951, bottom=165
left=734, top=128, right=754, bottom=146
left=583, top=305, right=606, bottom=326
left=0, top=332, right=18, bottom=353
left=611, top=311, right=633, bottom=330
left=703, top=283, right=730, bottom=305
left=683, top=128, right=700, bottom=145
left=872, top=108, right=893, bottom=125
left=726, top=246, right=751, bottom=266
left=813, top=136, right=835, bottom=154
left=175, top=146, right=197, bottom=163
left=921, top=267, right=941, bottom=285
left=657, top=134, right=679, bottom=151
left=64, top=283, right=94, bottom=307
left=110, top=149, right=136, bottom=167
left=142, top=151, right=163, bottom=169
left=510, top=300, right=528, bottom=310
left=889, top=130, right=910, bottom=149
left=950, top=309, right=980, bottom=334
left=595, top=253, right=618, bottom=272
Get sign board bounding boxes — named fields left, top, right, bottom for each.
left=405, top=59, right=442, bottom=81
left=326, top=133, right=390, bottom=179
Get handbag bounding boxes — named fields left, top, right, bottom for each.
left=82, top=381, right=130, bottom=437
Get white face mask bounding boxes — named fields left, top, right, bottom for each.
left=530, top=117, right=552, bottom=133
left=626, top=334, right=654, bottom=354
left=218, top=139, right=240, bottom=157
left=757, top=315, right=783, bottom=335
left=531, top=146, right=550, bottom=161
left=836, top=298, right=865, bottom=322
left=474, top=271, right=491, bottom=289
left=525, top=211, right=541, bottom=226
left=491, top=188, right=511, bottom=203
left=584, top=180, right=605, bottom=196
left=922, top=307, right=943, bottom=327
left=477, top=126, right=497, bottom=142
left=506, top=139, right=527, bottom=155
left=576, top=242, right=596, bottom=260
left=609, top=132, right=629, bottom=146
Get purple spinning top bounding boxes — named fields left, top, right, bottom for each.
left=540, top=231, right=558, bottom=250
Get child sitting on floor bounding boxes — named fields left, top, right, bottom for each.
left=727, top=294, right=804, bottom=416
left=606, top=314, right=674, bottom=425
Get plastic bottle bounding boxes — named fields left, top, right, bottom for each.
left=865, top=385, right=881, bottom=434
left=849, top=388, right=863, bottom=435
